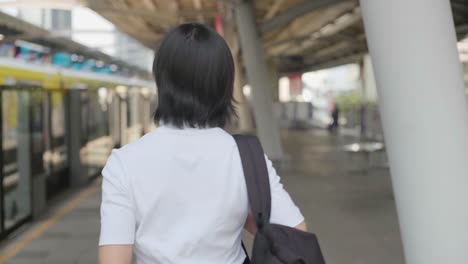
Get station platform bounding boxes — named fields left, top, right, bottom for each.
left=0, top=129, right=404, bottom=264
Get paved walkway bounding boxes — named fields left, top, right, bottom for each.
left=0, top=184, right=100, bottom=264
left=0, top=129, right=405, bottom=264
left=280, top=129, right=403, bottom=263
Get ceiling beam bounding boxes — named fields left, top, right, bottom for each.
left=263, top=0, right=285, bottom=20
left=451, top=2, right=468, bottom=14
left=267, top=24, right=358, bottom=51
left=275, top=34, right=367, bottom=73
left=456, top=23, right=468, bottom=39
left=260, top=0, right=349, bottom=34
left=192, top=0, right=205, bottom=23
left=140, top=0, right=157, bottom=9
left=267, top=7, right=361, bottom=56
left=304, top=34, right=365, bottom=62
left=299, top=52, right=364, bottom=73
left=90, top=6, right=179, bottom=24
left=1, top=32, right=39, bottom=42
left=88, top=3, right=215, bottom=20
left=277, top=40, right=366, bottom=73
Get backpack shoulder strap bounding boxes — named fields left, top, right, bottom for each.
left=233, top=135, right=271, bottom=227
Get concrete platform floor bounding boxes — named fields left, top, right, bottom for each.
left=0, top=129, right=405, bottom=264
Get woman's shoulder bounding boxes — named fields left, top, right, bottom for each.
left=102, top=130, right=161, bottom=181
left=115, top=126, right=236, bottom=157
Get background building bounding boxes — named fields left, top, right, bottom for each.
left=0, top=4, right=153, bottom=71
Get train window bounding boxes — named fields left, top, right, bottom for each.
left=127, top=90, right=144, bottom=142
left=50, top=92, right=68, bottom=170
left=98, top=87, right=108, bottom=109
left=150, top=92, right=157, bottom=118
left=139, top=92, right=152, bottom=134
left=80, top=92, right=89, bottom=146
left=128, top=91, right=137, bottom=128
left=108, top=91, right=120, bottom=147
left=30, top=91, right=46, bottom=178
left=127, top=95, right=131, bottom=129
left=42, top=94, right=52, bottom=175
left=88, top=91, right=105, bottom=141
left=44, top=91, right=70, bottom=199
left=1, top=89, right=32, bottom=230
left=97, top=87, right=109, bottom=136
left=149, top=92, right=157, bottom=130
left=79, top=89, right=112, bottom=176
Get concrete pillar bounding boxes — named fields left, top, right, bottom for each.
left=268, top=61, right=280, bottom=102
left=360, top=0, right=468, bottom=263
left=362, top=54, right=378, bottom=102
left=233, top=56, right=254, bottom=133
left=220, top=7, right=254, bottom=134
left=235, top=0, right=283, bottom=159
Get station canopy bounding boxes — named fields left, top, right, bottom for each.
left=83, top=0, right=468, bottom=74
left=0, top=10, right=150, bottom=76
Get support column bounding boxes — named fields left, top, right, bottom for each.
left=220, top=4, right=254, bottom=133
left=268, top=61, right=280, bottom=102
left=235, top=0, right=283, bottom=159
left=360, top=1, right=468, bottom=263
left=233, top=56, right=254, bottom=132
left=362, top=54, right=378, bottom=102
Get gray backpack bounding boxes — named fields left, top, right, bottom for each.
left=234, top=135, right=326, bottom=264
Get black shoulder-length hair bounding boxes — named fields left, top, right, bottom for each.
left=152, top=23, right=235, bottom=128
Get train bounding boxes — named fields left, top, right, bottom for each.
left=0, top=57, right=156, bottom=236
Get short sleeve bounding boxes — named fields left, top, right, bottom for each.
left=99, top=150, right=136, bottom=246
left=266, top=155, right=305, bottom=227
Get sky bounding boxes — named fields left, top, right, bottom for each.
left=0, top=0, right=18, bottom=16
left=71, top=7, right=116, bottom=56
left=0, top=1, right=117, bottom=56
left=302, top=64, right=360, bottom=92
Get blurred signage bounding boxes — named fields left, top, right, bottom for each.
left=214, top=14, right=224, bottom=37
left=52, top=52, right=71, bottom=67
left=288, top=73, right=302, bottom=95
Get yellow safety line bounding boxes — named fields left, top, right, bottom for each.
left=0, top=184, right=99, bottom=264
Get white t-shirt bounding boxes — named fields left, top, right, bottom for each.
left=99, top=125, right=304, bottom=264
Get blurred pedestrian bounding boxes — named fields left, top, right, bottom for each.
left=328, top=103, right=340, bottom=132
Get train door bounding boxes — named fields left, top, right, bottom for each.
left=80, top=88, right=112, bottom=177
left=127, top=89, right=143, bottom=142
left=140, top=88, right=156, bottom=134
left=44, top=91, right=69, bottom=199
left=79, top=90, right=91, bottom=177
left=149, top=89, right=158, bottom=130
left=30, top=89, right=48, bottom=218
left=108, top=89, right=121, bottom=148
left=141, top=91, right=150, bottom=134
left=116, top=86, right=128, bottom=146
left=0, top=87, right=33, bottom=235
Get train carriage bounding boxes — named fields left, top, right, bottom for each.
left=0, top=57, right=156, bottom=237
